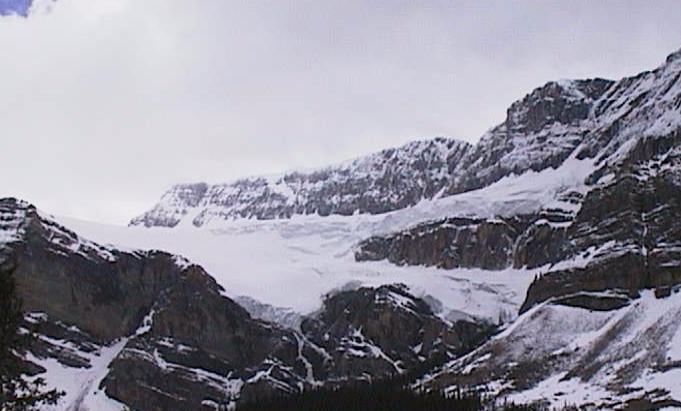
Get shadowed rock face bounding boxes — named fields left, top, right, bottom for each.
left=1, top=199, right=322, bottom=410
left=355, top=217, right=532, bottom=270
left=355, top=213, right=570, bottom=271
left=520, top=131, right=681, bottom=313
left=300, top=284, right=492, bottom=381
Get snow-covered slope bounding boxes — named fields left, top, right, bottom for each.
left=133, top=47, right=681, bottom=233
left=411, top=49, right=681, bottom=408
left=130, top=75, right=602, bottom=228
left=421, top=290, right=681, bottom=409
left=65, top=204, right=543, bottom=324
left=130, top=138, right=472, bottom=227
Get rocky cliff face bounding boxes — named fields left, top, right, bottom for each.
left=300, top=284, right=490, bottom=382
left=0, top=198, right=489, bottom=410
left=355, top=213, right=571, bottom=270
left=520, top=131, right=681, bottom=313
left=444, top=78, right=613, bottom=196
left=357, top=50, right=681, bottom=283
left=1, top=198, right=322, bottom=410
left=410, top=51, right=681, bottom=408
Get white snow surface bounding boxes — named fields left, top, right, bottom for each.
left=29, top=337, right=129, bottom=411
left=57, top=159, right=593, bottom=324
left=424, top=290, right=681, bottom=408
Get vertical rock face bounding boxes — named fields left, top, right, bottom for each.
left=520, top=131, right=681, bottom=312
left=355, top=205, right=580, bottom=271
left=101, top=266, right=318, bottom=411
left=355, top=217, right=534, bottom=270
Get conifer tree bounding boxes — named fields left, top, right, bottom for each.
left=0, top=264, right=63, bottom=410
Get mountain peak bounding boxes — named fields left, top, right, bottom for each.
left=665, top=47, right=681, bottom=65
left=504, top=78, right=613, bottom=134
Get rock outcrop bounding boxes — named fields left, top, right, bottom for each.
left=520, top=131, right=681, bottom=312
left=412, top=50, right=681, bottom=409
left=300, top=284, right=491, bottom=381
left=355, top=213, right=571, bottom=270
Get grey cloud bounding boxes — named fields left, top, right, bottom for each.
left=1, top=0, right=680, bottom=223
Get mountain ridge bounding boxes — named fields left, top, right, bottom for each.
left=132, top=47, right=681, bottom=230
left=131, top=75, right=614, bottom=227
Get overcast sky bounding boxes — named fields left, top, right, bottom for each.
left=1, top=0, right=681, bottom=224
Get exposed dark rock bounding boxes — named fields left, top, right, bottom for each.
left=654, top=286, right=672, bottom=299
left=300, top=284, right=491, bottom=381
left=521, top=131, right=681, bottom=313
left=355, top=217, right=533, bottom=270
left=355, top=213, right=570, bottom=271
left=552, top=292, right=631, bottom=311
left=0, top=199, right=320, bottom=409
